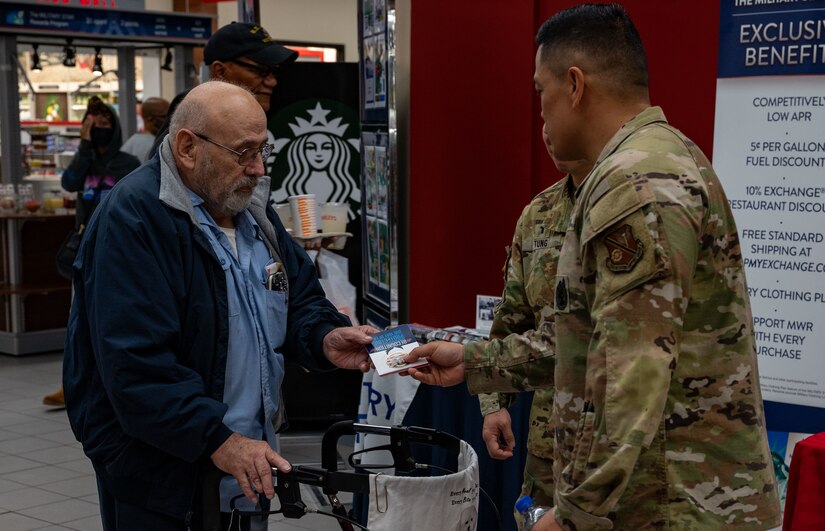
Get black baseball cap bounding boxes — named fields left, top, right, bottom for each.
left=203, top=22, right=298, bottom=66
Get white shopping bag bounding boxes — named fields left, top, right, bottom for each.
left=316, top=249, right=359, bottom=325
left=366, top=440, right=479, bottom=531
left=354, top=370, right=420, bottom=464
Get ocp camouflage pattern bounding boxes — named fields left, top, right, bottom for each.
left=548, top=107, right=781, bottom=530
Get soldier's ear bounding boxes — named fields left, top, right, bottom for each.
left=568, top=67, right=585, bottom=109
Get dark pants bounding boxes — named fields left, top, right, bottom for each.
left=95, top=475, right=260, bottom=531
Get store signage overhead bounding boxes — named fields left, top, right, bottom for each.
left=14, top=0, right=146, bottom=11
left=0, top=1, right=212, bottom=43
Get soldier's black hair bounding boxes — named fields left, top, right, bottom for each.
left=535, top=3, right=649, bottom=92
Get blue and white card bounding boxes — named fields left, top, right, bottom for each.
left=366, top=324, right=428, bottom=376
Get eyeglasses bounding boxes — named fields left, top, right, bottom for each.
left=229, top=58, right=280, bottom=79
left=193, top=132, right=274, bottom=166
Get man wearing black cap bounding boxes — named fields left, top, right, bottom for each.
left=203, top=22, right=298, bottom=112
left=151, top=22, right=298, bottom=153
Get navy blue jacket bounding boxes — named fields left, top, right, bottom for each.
left=63, top=152, right=350, bottom=519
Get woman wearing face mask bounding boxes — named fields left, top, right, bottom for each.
left=60, top=98, right=141, bottom=239
left=44, top=99, right=141, bottom=408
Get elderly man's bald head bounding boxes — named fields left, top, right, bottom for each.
left=168, top=81, right=269, bottom=226
left=169, top=81, right=265, bottom=141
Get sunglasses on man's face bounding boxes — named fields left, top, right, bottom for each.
left=229, top=59, right=280, bottom=79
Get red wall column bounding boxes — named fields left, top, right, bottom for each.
left=408, top=1, right=720, bottom=327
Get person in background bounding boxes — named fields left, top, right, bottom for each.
left=121, top=96, right=170, bottom=163
left=63, top=81, right=375, bottom=531
left=42, top=97, right=140, bottom=407
left=475, top=124, right=591, bottom=526
left=405, top=4, right=780, bottom=530
left=151, top=21, right=298, bottom=154
left=62, top=98, right=141, bottom=230
left=135, top=99, right=143, bottom=133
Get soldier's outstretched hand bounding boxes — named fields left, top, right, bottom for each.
left=404, top=341, right=466, bottom=387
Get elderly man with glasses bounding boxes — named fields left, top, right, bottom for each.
left=63, top=81, right=376, bottom=531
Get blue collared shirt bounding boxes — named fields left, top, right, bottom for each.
left=186, top=189, right=287, bottom=447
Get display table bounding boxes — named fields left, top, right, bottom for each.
left=783, top=432, right=825, bottom=531
left=0, top=211, right=74, bottom=355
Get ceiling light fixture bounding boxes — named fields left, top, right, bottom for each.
left=62, top=39, right=76, bottom=68
left=31, top=44, right=41, bottom=72
left=92, top=47, right=103, bottom=76
left=161, top=46, right=173, bottom=72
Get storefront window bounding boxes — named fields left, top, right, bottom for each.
left=17, top=47, right=145, bottom=123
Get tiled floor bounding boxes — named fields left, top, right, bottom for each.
left=0, top=352, right=352, bottom=531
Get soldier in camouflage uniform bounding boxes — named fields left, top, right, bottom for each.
left=473, top=176, right=572, bottom=510
left=543, top=104, right=781, bottom=530
left=408, top=5, right=780, bottom=531
left=473, top=127, right=588, bottom=519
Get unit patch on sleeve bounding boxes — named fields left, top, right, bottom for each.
left=555, top=275, right=569, bottom=313
left=604, top=224, right=644, bottom=272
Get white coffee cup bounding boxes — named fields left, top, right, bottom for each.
left=289, top=194, right=318, bottom=237
left=319, top=202, right=348, bottom=233
left=274, top=203, right=293, bottom=230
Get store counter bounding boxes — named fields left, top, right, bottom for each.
left=0, top=210, right=74, bottom=355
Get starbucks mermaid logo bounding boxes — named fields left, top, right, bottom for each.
left=268, top=101, right=361, bottom=220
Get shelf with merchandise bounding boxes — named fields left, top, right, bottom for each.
left=20, top=122, right=80, bottom=181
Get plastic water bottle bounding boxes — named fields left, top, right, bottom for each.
left=515, top=495, right=549, bottom=531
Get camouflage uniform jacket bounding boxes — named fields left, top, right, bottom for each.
left=467, top=178, right=573, bottom=505
left=547, top=106, right=780, bottom=530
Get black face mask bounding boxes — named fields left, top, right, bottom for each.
left=90, top=126, right=114, bottom=148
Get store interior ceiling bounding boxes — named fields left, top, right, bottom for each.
left=18, top=39, right=170, bottom=60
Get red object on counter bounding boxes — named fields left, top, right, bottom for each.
left=25, top=199, right=41, bottom=213
left=783, top=432, right=825, bottom=530
left=21, top=120, right=82, bottom=126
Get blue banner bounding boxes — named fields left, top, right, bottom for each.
left=0, top=2, right=212, bottom=43
left=719, top=0, right=825, bottom=77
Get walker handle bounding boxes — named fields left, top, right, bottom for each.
left=321, top=420, right=461, bottom=474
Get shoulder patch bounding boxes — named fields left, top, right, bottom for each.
left=555, top=275, right=569, bottom=313
left=604, top=224, right=643, bottom=272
